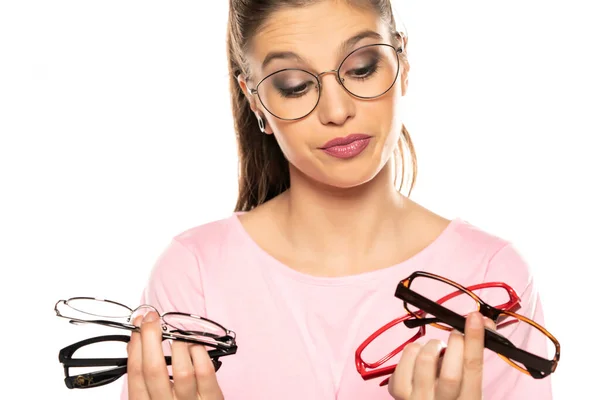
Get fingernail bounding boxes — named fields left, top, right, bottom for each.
left=142, top=311, right=158, bottom=323
left=132, top=315, right=144, bottom=327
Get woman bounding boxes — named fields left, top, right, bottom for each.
left=123, top=0, right=552, bottom=399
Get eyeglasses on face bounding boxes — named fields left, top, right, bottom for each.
left=58, top=334, right=235, bottom=389
left=54, top=297, right=236, bottom=350
left=247, top=42, right=405, bottom=121
left=355, top=281, right=521, bottom=386
left=395, top=271, right=560, bottom=379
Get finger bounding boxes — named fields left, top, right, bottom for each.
left=189, top=344, right=224, bottom=400
left=127, top=315, right=150, bottom=400
left=460, top=312, right=485, bottom=399
left=388, top=342, right=422, bottom=400
left=140, top=311, right=173, bottom=399
left=411, top=339, right=445, bottom=399
left=436, top=330, right=464, bottom=400
left=172, top=341, right=197, bottom=400
left=483, top=316, right=496, bottom=330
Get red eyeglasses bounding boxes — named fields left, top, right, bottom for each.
left=355, top=280, right=521, bottom=386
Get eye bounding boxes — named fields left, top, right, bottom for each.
left=349, top=62, right=379, bottom=79
left=344, top=54, right=382, bottom=80
left=276, top=80, right=315, bottom=98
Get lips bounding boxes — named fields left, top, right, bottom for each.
left=319, top=134, right=372, bottom=149
left=318, top=134, right=373, bottom=159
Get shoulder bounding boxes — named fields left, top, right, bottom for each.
left=443, top=218, right=534, bottom=294
left=142, top=214, right=243, bottom=309
left=172, top=214, right=241, bottom=253
left=405, top=199, right=511, bottom=262
left=407, top=200, right=531, bottom=286
left=451, top=218, right=512, bottom=257
left=148, top=214, right=243, bottom=282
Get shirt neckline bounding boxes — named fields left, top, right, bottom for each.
left=228, top=211, right=463, bottom=287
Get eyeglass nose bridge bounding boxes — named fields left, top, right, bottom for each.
left=316, top=69, right=345, bottom=88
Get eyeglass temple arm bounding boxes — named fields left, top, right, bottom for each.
left=63, top=356, right=222, bottom=389
left=402, top=282, right=523, bottom=329
left=59, top=335, right=233, bottom=367
left=64, top=366, right=127, bottom=389
left=61, top=317, right=236, bottom=350
left=405, top=312, right=521, bottom=330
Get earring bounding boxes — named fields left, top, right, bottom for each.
left=257, top=116, right=266, bottom=133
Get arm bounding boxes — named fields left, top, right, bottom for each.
left=120, top=238, right=205, bottom=400
left=479, top=243, right=554, bottom=400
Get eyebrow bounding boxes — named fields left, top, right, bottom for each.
left=261, top=29, right=383, bottom=70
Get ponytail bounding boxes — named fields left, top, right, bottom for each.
left=227, top=29, right=290, bottom=212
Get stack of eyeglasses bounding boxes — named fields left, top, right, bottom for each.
left=356, top=271, right=560, bottom=386
left=55, top=297, right=238, bottom=389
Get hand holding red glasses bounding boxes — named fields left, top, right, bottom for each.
left=387, top=312, right=496, bottom=400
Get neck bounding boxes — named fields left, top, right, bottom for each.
left=277, top=161, right=408, bottom=269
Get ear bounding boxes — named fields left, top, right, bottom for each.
left=394, top=31, right=409, bottom=55
left=237, top=74, right=273, bottom=135
left=394, top=32, right=410, bottom=96
left=400, top=63, right=409, bottom=96
left=237, top=74, right=258, bottom=113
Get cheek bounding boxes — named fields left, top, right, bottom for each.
left=365, top=89, right=403, bottom=139
left=270, top=122, right=310, bottom=165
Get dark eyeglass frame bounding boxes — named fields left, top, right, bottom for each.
left=395, top=271, right=560, bottom=379
left=55, top=297, right=236, bottom=351
left=58, top=335, right=236, bottom=389
left=247, top=42, right=405, bottom=121
left=355, top=281, right=521, bottom=385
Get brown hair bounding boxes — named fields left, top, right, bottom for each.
left=227, top=0, right=417, bottom=212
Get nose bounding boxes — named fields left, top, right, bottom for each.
left=316, top=71, right=355, bottom=126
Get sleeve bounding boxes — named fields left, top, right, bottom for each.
left=479, top=243, right=554, bottom=400
left=120, top=238, right=205, bottom=400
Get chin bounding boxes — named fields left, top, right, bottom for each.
left=313, top=160, right=387, bottom=189
left=290, top=143, right=393, bottom=189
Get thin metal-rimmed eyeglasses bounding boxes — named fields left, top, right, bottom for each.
left=355, top=281, right=521, bottom=386
left=58, top=334, right=234, bottom=389
left=395, top=271, right=560, bottom=379
left=247, top=42, right=404, bottom=121
left=55, top=297, right=236, bottom=351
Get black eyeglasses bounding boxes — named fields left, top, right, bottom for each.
left=58, top=335, right=235, bottom=389
left=247, top=42, right=404, bottom=121
left=394, top=271, right=560, bottom=379
left=55, top=297, right=236, bottom=350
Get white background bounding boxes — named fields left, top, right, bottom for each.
left=1, top=1, right=598, bottom=399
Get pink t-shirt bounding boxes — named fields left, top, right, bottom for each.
left=120, top=214, right=553, bottom=399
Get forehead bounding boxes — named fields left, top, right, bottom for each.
left=248, top=1, right=387, bottom=73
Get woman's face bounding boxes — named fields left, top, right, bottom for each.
left=240, top=0, right=409, bottom=189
